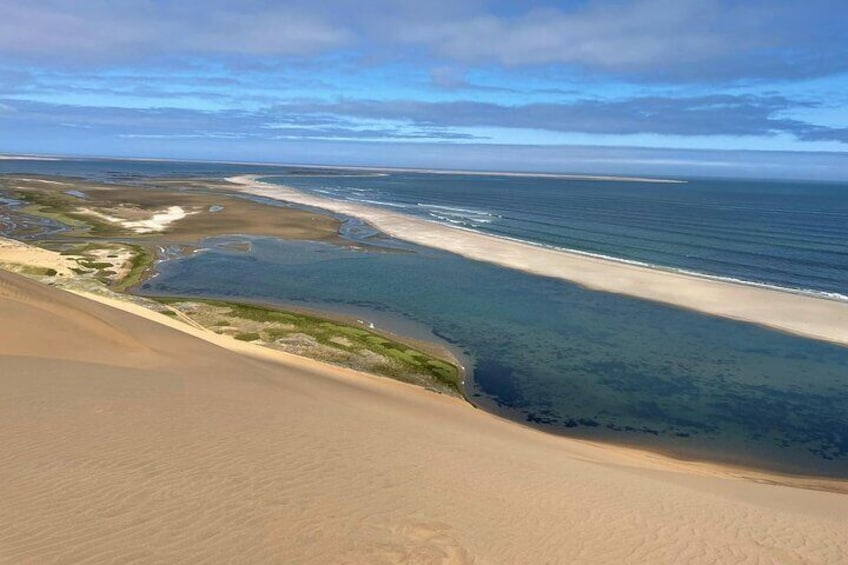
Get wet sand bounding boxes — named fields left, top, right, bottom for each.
left=228, top=175, right=848, bottom=346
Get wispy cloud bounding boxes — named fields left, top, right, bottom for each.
left=1, top=1, right=847, bottom=175
left=0, top=1, right=351, bottom=64
left=263, top=95, right=837, bottom=140
left=0, top=99, right=485, bottom=143
left=388, top=0, right=848, bottom=81
left=2, top=1, right=845, bottom=82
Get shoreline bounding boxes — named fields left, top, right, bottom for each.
left=250, top=163, right=687, bottom=184
left=228, top=174, right=848, bottom=347
left=2, top=235, right=847, bottom=489
left=69, top=274, right=848, bottom=482
left=148, top=295, right=466, bottom=396
left=0, top=231, right=464, bottom=397
left=49, top=291, right=848, bottom=490
left=6, top=263, right=848, bottom=492
left=0, top=153, right=685, bottom=183
left=142, top=291, right=472, bottom=378
left=6, top=173, right=847, bottom=479
left=3, top=268, right=847, bottom=561
left=3, top=174, right=847, bottom=484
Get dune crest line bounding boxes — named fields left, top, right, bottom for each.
left=228, top=175, right=848, bottom=347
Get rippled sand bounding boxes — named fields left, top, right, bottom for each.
left=1, top=270, right=846, bottom=563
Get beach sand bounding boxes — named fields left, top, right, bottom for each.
left=1, top=268, right=847, bottom=563
left=228, top=175, right=848, bottom=347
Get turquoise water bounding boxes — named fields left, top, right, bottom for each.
left=3, top=158, right=847, bottom=476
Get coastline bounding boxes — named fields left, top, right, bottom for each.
left=38, top=286, right=848, bottom=491
left=6, top=174, right=845, bottom=477
left=0, top=234, right=844, bottom=487
left=228, top=174, right=848, bottom=347
left=0, top=152, right=685, bottom=182
left=2, top=255, right=846, bottom=492
left=3, top=227, right=848, bottom=561
left=1, top=268, right=847, bottom=563
left=251, top=162, right=687, bottom=183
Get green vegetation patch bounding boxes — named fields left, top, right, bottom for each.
left=235, top=332, right=261, bottom=342
left=114, top=245, right=155, bottom=292
left=78, top=261, right=114, bottom=270
left=154, top=297, right=462, bottom=396
left=5, top=265, right=58, bottom=277
left=33, top=240, right=156, bottom=292
left=12, top=190, right=114, bottom=234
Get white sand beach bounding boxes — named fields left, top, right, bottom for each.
left=228, top=175, right=848, bottom=346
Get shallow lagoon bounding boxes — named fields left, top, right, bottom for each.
left=142, top=233, right=848, bottom=477
left=4, top=157, right=846, bottom=476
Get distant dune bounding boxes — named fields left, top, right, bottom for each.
left=1, top=270, right=846, bottom=563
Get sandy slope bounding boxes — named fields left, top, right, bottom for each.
left=1, top=271, right=846, bottom=564
left=227, top=175, right=848, bottom=347
left=0, top=237, right=78, bottom=277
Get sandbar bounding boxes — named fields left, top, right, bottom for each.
left=0, top=154, right=60, bottom=160
left=228, top=175, right=848, bottom=346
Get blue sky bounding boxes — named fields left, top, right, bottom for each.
left=1, top=0, right=848, bottom=179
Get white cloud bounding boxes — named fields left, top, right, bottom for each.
left=396, top=0, right=744, bottom=70
left=386, top=0, right=846, bottom=80
left=0, top=0, right=351, bottom=63
left=0, top=0, right=844, bottom=82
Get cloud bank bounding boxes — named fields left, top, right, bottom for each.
left=2, top=0, right=845, bottom=81
left=1, top=0, right=847, bottom=177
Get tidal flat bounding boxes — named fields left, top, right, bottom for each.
left=0, top=174, right=463, bottom=397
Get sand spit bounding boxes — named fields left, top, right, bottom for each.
left=261, top=163, right=686, bottom=184
left=228, top=175, right=848, bottom=347
left=0, top=155, right=60, bottom=160
left=0, top=271, right=846, bottom=563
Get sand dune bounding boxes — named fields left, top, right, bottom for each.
left=228, top=175, right=848, bottom=347
left=1, top=270, right=846, bottom=563
left=0, top=237, right=79, bottom=277
left=78, top=204, right=192, bottom=234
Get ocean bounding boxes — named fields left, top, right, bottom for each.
left=273, top=172, right=848, bottom=300
left=3, top=158, right=848, bottom=476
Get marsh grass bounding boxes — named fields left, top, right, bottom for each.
left=13, top=190, right=119, bottom=235
left=114, top=245, right=155, bottom=291
left=156, top=298, right=462, bottom=395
